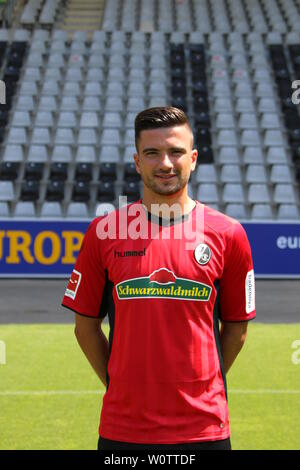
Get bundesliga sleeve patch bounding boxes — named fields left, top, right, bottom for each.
left=245, top=269, right=255, bottom=314
left=65, top=269, right=82, bottom=300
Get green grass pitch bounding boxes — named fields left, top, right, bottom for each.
left=0, top=322, right=299, bottom=450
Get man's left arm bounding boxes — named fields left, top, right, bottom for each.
left=220, top=321, right=249, bottom=374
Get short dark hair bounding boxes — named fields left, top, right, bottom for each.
left=134, top=106, right=193, bottom=150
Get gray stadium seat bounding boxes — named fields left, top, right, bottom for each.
left=264, top=130, right=284, bottom=147
left=76, top=146, right=96, bottom=163
left=217, top=130, right=238, bottom=147
left=40, top=202, right=63, bottom=218
left=266, top=147, right=288, bottom=165
left=82, top=96, right=101, bottom=112
left=95, top=203, right=116, bottom=216
left=44, top=67, right=63, bottom=81
left=261, top=114, right=280, bottom=129
left=277, top=204, right=299, bottom=220
left=101, top=129, right=121, bottom=146
left=243, top=147, right=264, bottom=164
left=78, top=129, right=98, bottom=145
left=241, top=130, right=260, bottom=147
left=236, top=98, right=255, bottom=113
left=107, top=82, right=125, bottom=96
left=245, top=164, right=267, bottom=183
left=52, top=146, right=72, bottom=162
left=218, top=147, right=240, bottom=164
left=99, top=146, right=120, bottom=163
left=220, top=165, right=242, bottom=183
left=19, top=82, right=38, bottom=96
left=105, top=97, right=124, bottom=112
left=216, top=113, right=235, bottom=129
left=35, top=111, right=54, bottom=128
left=60, top=96, right=79, bottom=111
left=225, top=203, right=248, bottom=219
left=197, top=184, right=219, bottom=203
left=248, top=184, right=270, bottom=203
left=31, top=128, right=51, bottom=145
left=273, top=184, right=296, bottom=204
left=238, top=113, right=258, bottom=129
left=7, top=128, right=27, bottom=145
left=63, top=82, right=81, bottom=96
left=79, top=112, right=99, bottom=128
left=3, top=145, right=24, bottom=162
left=11, top=111, right=31, bottom=127
left=55, top=129, right=74, bottom=145
left=41, top=80, right=60, bottom=96
left=84, top=82, right=102, bottom=96
left=195, top=165, right=218, bottom=183
left=270, top=165, right=292, bottom=183
left=0, top=182, right=14, bottom=201
left=27, top=145, right=48, bottom=162
left=124, top=146, right=136, bottom=163
left=39, top=96, right=57, bottom=112
left=14, top=202, right=36, bottom=217
left=223, top=183, right=245, bottom=203
left=0, top=202, right=10, bottom=217
left=57, top=112, right=77, bottom=128
left=251, top=204, right=273, bottom=219
left=67, top=202, right=89, bottom=218
left=103, top=113, right=122, bottom=128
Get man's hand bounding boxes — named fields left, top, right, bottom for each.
left=74, top=314, right=109, bottom=387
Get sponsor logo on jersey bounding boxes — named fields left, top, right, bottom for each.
left=245, top=269, right=255, bottom=314
left=114, top=248, right=146, bottom=258
left=194, top=243, right=211, bottom=265
left=116, top=268, right=212, bottom=301
left=65, top=269, right=82, bottom=300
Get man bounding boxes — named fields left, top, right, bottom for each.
left=62, top=107, right=256, bottom=451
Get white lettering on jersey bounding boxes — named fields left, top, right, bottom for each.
left=245, top=269, right=255, bottom=314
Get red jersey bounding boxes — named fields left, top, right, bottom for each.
left=62, top=200, right=256, bottom=444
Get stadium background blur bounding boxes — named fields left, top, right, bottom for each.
left=0, top=0, right=299, bottom=450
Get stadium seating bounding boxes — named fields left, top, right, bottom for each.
left=0, top=0, right=298, bottom=220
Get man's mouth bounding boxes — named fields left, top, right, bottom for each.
left=154, top=174, right=177, bottom=180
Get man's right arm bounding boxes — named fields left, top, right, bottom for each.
left=74, top=313, right=109, bottom=387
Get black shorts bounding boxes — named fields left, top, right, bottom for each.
left=98, top=436, right=231, bottom=451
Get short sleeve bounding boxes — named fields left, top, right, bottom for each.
left=219, top=222, right=256, bottom=322
left=61, top=218, right=107, bottom=318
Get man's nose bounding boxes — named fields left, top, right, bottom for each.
left=159, top=153, right=173, bottom=170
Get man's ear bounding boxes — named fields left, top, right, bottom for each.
left=133, top=153, right=141, bottom=175
left=190, top=149, right=198, bottom=172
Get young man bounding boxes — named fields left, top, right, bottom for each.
left=62, top=107, right=256, bottom=451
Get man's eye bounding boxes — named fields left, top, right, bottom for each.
left=146, top=152, right=158, bottom=157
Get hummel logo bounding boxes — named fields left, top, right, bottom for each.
left=114, top=248, right=146, bottom=258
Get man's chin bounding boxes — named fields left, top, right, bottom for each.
left=150, top=184, right=183, bottom=196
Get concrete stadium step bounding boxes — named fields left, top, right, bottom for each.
left=60, top=0, right=106, bottom=38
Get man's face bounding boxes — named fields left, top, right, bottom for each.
left=134, top=124, right=198, bottom=197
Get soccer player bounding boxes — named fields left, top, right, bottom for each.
left=62, top=107, right=256, bottom=451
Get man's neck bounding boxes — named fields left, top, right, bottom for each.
left=141, top=191, right=196, bottom=220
